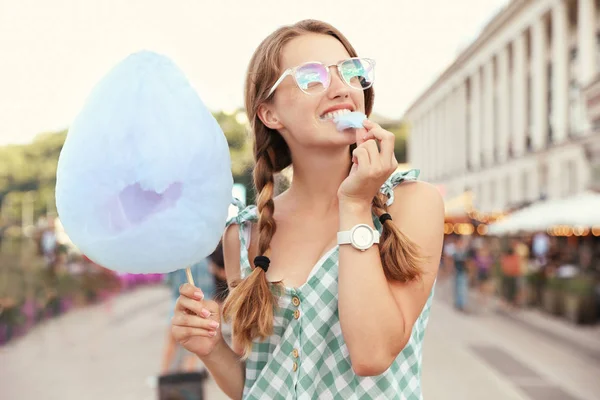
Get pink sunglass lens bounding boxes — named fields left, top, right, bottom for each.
left=295, top=63, right=329, bottom=93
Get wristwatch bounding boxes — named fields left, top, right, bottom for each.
left=337, top=224, right=380, bottom=251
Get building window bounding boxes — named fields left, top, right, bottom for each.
left=526, top=75, right=533, bottom=151
left=522, top=171, right=528, bottom=203
left=505, top=175, right=511, bottom=208
left=466, top=79, right=472, bottom=172
left=466, top=110, right=471, bottom=171
left=539, top=164, right=548, bottom=200
left=493, top=93, right=499, bottom=163
left=568, top=45, right=584, bottom=137
left=568, top=160, right=578, bottom=195
left=490, top=180, right=497, bottom=210
left=569, top=80, right=581, bottom=137
left=547, top=63, right=553, bottom=145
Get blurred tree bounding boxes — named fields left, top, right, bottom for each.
left=387, top=122, right=408, bottom=164
left=369, top=113, right=408, bottom=164
left=213, top=110, right=248, bottom=151
left=213, top=109, right=254, bottom=179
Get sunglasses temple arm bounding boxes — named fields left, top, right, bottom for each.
left=267, top=69, right=292, bottom=97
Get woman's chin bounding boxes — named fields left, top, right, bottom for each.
left=331, top=127, right=357, bottom=143
left=322, top=132, right=356, bottom=148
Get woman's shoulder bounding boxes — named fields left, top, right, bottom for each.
left=380, top=168, right=441, bottom=208
left=385, top=170, right=445, bottom=244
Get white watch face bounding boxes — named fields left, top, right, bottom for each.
left=352, top=225, right=374, bottom=248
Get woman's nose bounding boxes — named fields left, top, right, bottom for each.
left=326, top=66, right=350, bottom=99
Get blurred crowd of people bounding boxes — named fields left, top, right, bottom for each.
left=32, top=216, right=163, bottom=292
left=441, top=232, right=600, bottom=315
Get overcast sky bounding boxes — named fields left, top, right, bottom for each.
left=0, top=0, right=509, bottom=145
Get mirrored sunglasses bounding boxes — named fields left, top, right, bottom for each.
left=268, top=57, right=375, bottom=97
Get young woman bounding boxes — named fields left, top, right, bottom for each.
left=171, top=19, right=444, bottom=399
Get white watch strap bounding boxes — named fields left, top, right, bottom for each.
left=336, top=227, right=380, bottom=245
left=337, top=230, right=352, bottom=245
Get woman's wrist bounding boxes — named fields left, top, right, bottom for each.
left=338, top=198, right=374, bottom=231
left=197, top=335, right=230, bottom=363
left=338, top=196, right=371, bottom=213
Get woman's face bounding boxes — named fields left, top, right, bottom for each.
left=264, top=33, right=367, bottom=149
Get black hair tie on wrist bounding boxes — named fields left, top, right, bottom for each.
left=254, top=256, right=270, bottom=272
left=379, top=213, right=392, bottom=224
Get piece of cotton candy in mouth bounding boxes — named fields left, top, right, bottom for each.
left=55, top=50, right=233, bottom=274
left=334, top=111, right=366, bottom=131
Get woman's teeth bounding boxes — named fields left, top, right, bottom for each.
left=320, top=109, right=351, bottom=120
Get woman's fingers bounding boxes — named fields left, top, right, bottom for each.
left=179, top=283, right=204, bottom=300
left=172, top=312, right=220, bottom=330
left=172, top=325, right=218, bottom=339
left=354, top=127, right=369, bottom=145
left=352, top=146, right=370, bottom=167
left=172, top=295, right=221, bottom=341
left=176, top=295, right=212, bottom=317
left=363, top=119, right=396, bottom=167
left=361, top=139, right=381, bottom=169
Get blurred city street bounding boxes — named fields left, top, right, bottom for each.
left=1, top=279, right=598, bottom=400
left=2, top=1, right=600, bottom=399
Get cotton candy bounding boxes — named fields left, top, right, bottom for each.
left=55, top=50, right=233, bottom=274
left=334, top=111, right=366, bottom=131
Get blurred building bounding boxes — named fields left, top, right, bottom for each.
left=405, top=0, right=600, bottom=214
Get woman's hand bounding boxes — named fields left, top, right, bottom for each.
left=171, top=283, right=222, bottom=358
left=337, top=120, right=398, bottom=206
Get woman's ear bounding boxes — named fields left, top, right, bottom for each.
left=257, top=104, right=284, bottom=130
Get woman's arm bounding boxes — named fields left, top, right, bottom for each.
left=198, top=339, right=246, bottom=400
left=173, top=281, right=246, bottom=399
left=338, top=181, right=444, bottom=376
left=190, top=224, right=248, bottom=399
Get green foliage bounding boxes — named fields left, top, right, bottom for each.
left=382, top=119, right=408, bottom=164
left=546, top=276, right=567, bottom=290
left=563, top=276, right=596, bottom=296
left=213, top=110, right=249, bottom=151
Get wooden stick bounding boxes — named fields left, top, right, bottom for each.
left=185, top=267, right=195, bottom=286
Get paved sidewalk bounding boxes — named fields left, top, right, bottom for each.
left=1, top=284, right=598, bottom=400
left=433, top=278, right=600, bottom=400
left=453, top=276, right=600, bottom=362
left=496, top=304, right=600, bottom=361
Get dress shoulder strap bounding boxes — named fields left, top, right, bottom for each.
left=225, top=198, right=258, bottom=278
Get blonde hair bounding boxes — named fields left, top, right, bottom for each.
left=222, top=19, right=422, bottom=359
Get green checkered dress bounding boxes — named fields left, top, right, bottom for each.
left=226, top=169, right=434, bottom=400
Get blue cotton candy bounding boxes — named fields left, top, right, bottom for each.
left=334, top=111, right=366, bottom=131
left=55, top=50, right=233, bottom=274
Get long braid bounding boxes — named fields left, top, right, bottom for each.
left=222, top=141, right=279, bottom=360
left=254, top=147, right=277, bottom=256
left=372, top=193, right=423, bottom=282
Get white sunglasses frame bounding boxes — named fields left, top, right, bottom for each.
left=267, top=57, right=375, bottom=98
